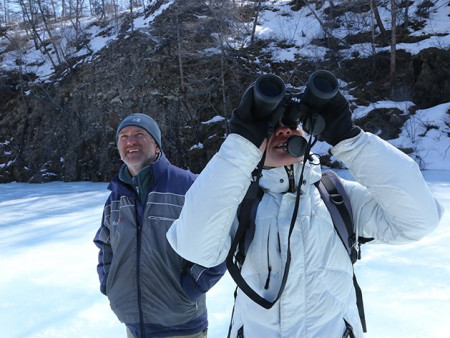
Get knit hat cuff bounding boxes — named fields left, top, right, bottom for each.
left=116, top=113, right=162, bottom=148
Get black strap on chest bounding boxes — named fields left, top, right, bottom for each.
left=226, top=181, right=278, bottom=308
left=226, top=146, right=306, bottom=310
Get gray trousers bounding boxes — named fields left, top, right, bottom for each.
left=126, top=326, right=207, bottom=338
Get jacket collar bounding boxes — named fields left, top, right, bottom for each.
left=259, top=155, right=322, bottom=194
left=109, top=151, right=170, bottom=193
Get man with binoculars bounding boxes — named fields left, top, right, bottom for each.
left=167, top=71, right=443, bottom=337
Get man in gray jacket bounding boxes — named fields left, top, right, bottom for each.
left=167, top=73, right=443, bottom=337
left=94, top=113, right=226, bottom=338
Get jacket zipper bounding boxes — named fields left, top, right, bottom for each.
left=264, top=233, right=272, bottom=289
left=285, top=165, right=296, bottom=193
left=135, top=205, right=144, bottom=337
left=131, top=178, right=145, bottom=337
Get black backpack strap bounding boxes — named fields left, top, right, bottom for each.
left=353, top=274, right=367, bottom=333
left=226, top=154, right=283, bottom=309
left=234, top=183, right=263, bottom=267
left=226, top=181, right=282, bottom=309
left=316, top=170, right=368, bottom=332
left=226, top=156, right=303, bottom=310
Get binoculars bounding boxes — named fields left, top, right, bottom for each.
left=253, top=70, right=339, bottom=138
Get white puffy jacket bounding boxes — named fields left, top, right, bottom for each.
left=167, top=132, right=443, bottom=338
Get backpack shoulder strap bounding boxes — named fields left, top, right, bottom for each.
left=227, top=182, right=282, bottom=309
left=317, top=170, right=356, bottom=261
left=316, top=169, right=368, bottom=333
left=235, top=185, right=263, bottom=266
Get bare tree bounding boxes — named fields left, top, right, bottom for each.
left=129, top=0, right=134, bottom=31
left=175, top=10, right=185, bottom=93
left=100, top=0, right=106, bottom=19
left=17, top=0, right=59, bottom=69
left=61, top=0, right=67, bottom=17
left=68, top=0, right=73, bottom=17
left=402, top=0, right=410, bottom=33
left=111, top=0, right=119, bottom=23
left=370, top=0, right=387, bottom=42
left=390, top=0, right=397, bottom=91
left=1, top=0, right=10, bottom=23
left=205, top=0, right=239, bottom=125
left=250, top=0, right=262, bottom=46
left=36, top=0, right=64, bottom=65
left=49, top=0, right=58, bottom=20
left=327, top=0, right=335, bottom=17
left=302, top=0, right=348, bottom=49
left=89, top=0, right=106, bottom=20
left=370, top=0, right=377, bottom=71
left=20, top=0, right=38, bottom=49
left=76, top=0, right=83, bottom=30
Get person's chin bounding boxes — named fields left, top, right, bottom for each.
left=281, top=159, right=302, bottom=167
left=125, top=156, right=145, bottom=167
left=126, top=152, right=143, bottom=160
left=265, top=153, right=301, bottom=167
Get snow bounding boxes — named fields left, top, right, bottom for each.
left=0, top=170, right=448, bottom=337
left=201, top=116, right=226, bottom=124
left=2, top=1, right=449, bottom=81
left=389, top=102, right=450, bottom=170
left=189, top=143, right=204, bottom=150
left=352, top=101, right=415, bottom=120
left=256, top=0, right=450, bottom=60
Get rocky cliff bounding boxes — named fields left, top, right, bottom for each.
left=1, top=1, right=449, bottom=183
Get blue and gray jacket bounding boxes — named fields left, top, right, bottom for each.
left=94, top=152, right=226, bottom=337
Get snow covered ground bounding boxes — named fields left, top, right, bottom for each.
left=0, top=169, right=448, bottom=338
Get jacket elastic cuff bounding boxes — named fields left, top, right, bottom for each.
left=220, top=134, right=263, bottom=170
left=181, top=273, right=204, bottom=301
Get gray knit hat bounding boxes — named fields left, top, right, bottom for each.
left=116, top=113, right=162, bottom=148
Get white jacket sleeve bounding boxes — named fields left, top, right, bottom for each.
left=333, top=131, right=444, bottom=243
left=167, top=134, right=263, bottom=267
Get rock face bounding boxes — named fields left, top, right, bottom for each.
left=0, top=2, right=449, bottom=183
left=0, top=29, right=231, bottom=182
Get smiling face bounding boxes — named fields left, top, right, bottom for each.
left=263, top=123, right=306, bottom=168
left=117, top=126, right=160, bottom=176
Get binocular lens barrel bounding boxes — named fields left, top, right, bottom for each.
left=307, top=70, right=339, bottom=101
left=253, top=74, right=286, bottom=119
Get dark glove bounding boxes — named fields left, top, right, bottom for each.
left=228, top=85, right=271, bottom=147
left=318, top=91, right=361, bottom=146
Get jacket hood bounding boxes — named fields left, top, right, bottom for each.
left=259, top=155, right=322, bottom=194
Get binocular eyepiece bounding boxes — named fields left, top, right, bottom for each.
left=252, top=70, right=340, bottom=157
left=253, top=70, right=338, bottom=130
left=253, top=74, right=286, bottom=120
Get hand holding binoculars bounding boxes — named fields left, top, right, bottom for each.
left=252, top=70, right=340, bottom=157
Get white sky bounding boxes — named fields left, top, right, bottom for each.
left=0, top=170, right=448, bottom=338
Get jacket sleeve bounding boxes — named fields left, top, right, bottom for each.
left=167, top=134, right=263, bottom=267
left=93, top=198, right=113, bottom=295
left=180, top=262, right=227, bottom=301
left=333, top=131, right=444, bottom=243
